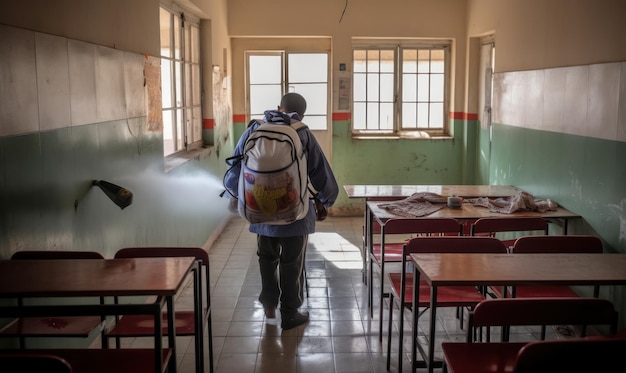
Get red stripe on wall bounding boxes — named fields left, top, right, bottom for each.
left=450, top=112, right=478, bottom=121
left=202, top=118, right=214, bottom=129
left=332, top=112, right=351, bottom=121
left=233, top=114, right=247, bottom=123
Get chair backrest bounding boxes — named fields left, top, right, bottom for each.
left=114, top=247, right=209, bottom=265
left=513, top=337, right=626, bottom=373
left=470, top=217, right=548, bottom=236
left=383, top=218, right=463, bottom=236
left=511, top=235, right=603, bottom=253
left=0, top=353, right=73, bottom=373
left=11, top=250, right=104, bottom=260
left=403, top=235, right=509, bottom=255
left=469, top=297, right=618, bottom=341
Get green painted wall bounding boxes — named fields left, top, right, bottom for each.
left=331, top=119, right=474, bottom=215
left=484, top=123, right=626, bottom=327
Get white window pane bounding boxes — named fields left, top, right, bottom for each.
left=366, top=73, right=379, bottom=101
left=417, top=74, right=429, bottom=101
left=417, top=103, right=429, bottom=128
left=353, top=50, right=366, bottom=72
left=192, top=107, right=202, bottom=142
left=418, top=50, right=430, bottom=73
left=304, top=115, right=327, bottom=130
left=353, top=74, right=366, bottom=101
left=289, top=54, right=327, bottom=82
left=249, top=55, right=282, bottom=84
left=161, top=60, right=172, bottom=108
left=367, top=50, right=380, bottom=72
left=174, top=61, right=182, bottom=106
left=290, top=84, right=327, bottom=115
left=175, top=109, right=184, bottom=150
left=192, top=65, right=200, bottom=105
left=367, top=103, right=379, bottom=129
left=430, top=103, right=444, bottom=128
left=402, top=103, right=417, bottom=128
left=380, top=50, right=394, bottom=73
left=160, top=8, right=171, bottom=58
left=173, top=15, right=181, bottom=60
left=403, top=49, right=417, bottom=73
left=430, top=74, right=444, bottom=101
left=190, top=26, right=200, bottom=63
left=250, top=85, right=281, bottom=116
left=163, top=110, right=174, bottom=155
left=353, top=102, right=366, bottom=130
left=380, top=73, right=394, bottom=102
left=431, top=50, right=445, bottom=73
left=403, top=74, right=416, bottom=101
left=380, top=103, right=394, bottom=130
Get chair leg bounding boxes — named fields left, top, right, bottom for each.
left=386, top=293, right=394, bottom=371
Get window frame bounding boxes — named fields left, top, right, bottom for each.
left=351, top=39, right=451, bottom=138
left=160, top=3, right=202, bottom=158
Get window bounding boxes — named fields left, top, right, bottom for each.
left=160, top=5, right=202, bottom=157
left=352, top=41, right=450, bottom=136
left=247, top=52, right=329, bottom=130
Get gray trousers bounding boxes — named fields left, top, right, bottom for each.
left=257, top=235, right=307, bottom=316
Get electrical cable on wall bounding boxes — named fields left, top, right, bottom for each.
left=339, top=0, right=348, bottom=23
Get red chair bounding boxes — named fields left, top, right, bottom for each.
left=0, top=353, right=73, bottom=373
left=0, top=250, right=106, bottom=348
left=386, top=236, right=508, bottom=372
left=510, top=235, right=604, bottom=298
left=441, top=297, right=619, bottom=373
left=514, top=337, right=626, bottom=373
left=469, top=216, right=549, bottom=250
left=104, top=247, right=213, bottom=373
left=369, top=218, right=463, bottom=341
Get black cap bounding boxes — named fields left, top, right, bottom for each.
left=280, top=92, right=307, bottom=118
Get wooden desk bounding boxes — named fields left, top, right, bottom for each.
left=0, top=257, right=197, bottom=373
left=409, top=253, right=626, bottom=373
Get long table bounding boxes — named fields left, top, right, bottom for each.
left=409, top=253, right=626, bottom=373
left=0, top=257, right=198, bottom=373
left=345, top=184, right=559, bottom=282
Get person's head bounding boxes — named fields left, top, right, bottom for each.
left=279, top=92, right=307, bottom=118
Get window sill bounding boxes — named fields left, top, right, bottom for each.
left=352, top=132, right=453, bottom=140
left=164, top=146, right=214, bottom=173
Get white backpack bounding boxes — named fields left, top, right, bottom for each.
left=228, top=121, right=309, bottom=225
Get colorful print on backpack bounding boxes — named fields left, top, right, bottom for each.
left=237, top=121, right=309, bottom=224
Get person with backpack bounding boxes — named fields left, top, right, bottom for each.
left=223, top=92, right=339, bottom=330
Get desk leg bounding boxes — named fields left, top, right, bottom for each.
left=154, top=301, right=164, bottom=373
left=362, top=198, right=369, bottom=284
left=411, top=267, right=420, bottom=373
left=193, top=264, right=205, bottom=373
left=167, top=296, right=177, bottom=373
left=427, top=286, right=438, bottom=373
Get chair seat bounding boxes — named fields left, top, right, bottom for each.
left=106, top=308, right=208, bottom=337
left=389, top=273, right=485, bottom=307
left=3, top=348, right=172, bottom=373
left=0, top=316, right=103, bottom=337
left=371, top=243, right=405, bottom=263
left=442, top=342, right=528, bottom=373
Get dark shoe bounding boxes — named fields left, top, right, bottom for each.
left=281, top=311, right=309, bottom=330
left=264, top=307, right=276, bottom=319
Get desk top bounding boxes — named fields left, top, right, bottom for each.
left=411, top=253, right=626, bottom=286
left=0, top=257, right=195, bottom=297
left=367, top=200, right=581, bottom=222
left=344, top=185, right=522, bottom=198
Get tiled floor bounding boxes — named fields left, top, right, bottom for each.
left=127, top=215, right=561, bottom=373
